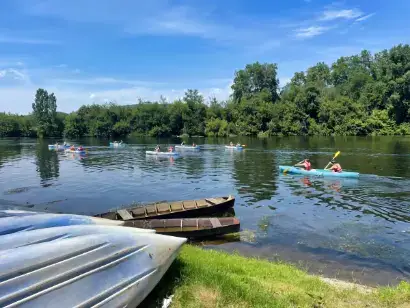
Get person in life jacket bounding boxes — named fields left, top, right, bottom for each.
left=192, top=143, right=196, bottom=147
left=295, top=158, right=312, bottom=171
left=70, top=145, right=75, bottom=151
left=78, top=146, right=84, bottom=151
left=326, top=160, right=342, bottom=173
left=168, top=146, right=174, bottom=152
left=155, top=145, right=160, bottom=152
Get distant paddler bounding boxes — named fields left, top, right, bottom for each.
left=155, top=145, right=161, bottom=152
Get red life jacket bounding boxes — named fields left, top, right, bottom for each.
left=303, top=161, right=311, bottom=171
left=331, top=164, right=342, bottom=173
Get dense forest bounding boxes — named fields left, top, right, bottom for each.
left=1, top=44, right=410, bottom=138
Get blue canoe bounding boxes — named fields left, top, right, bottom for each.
left=279, top=165, right=359, bottom=178
left=65, top=149, right=87, bottom=154
left=0, top=210, right=185, bottom=307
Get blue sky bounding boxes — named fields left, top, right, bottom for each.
left=0, top=0, right=409, bottom=114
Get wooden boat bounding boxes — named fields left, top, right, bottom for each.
left=0, top=210, right=185, bottom=308
left=123, top=217, right=240, bottom=239
left=96, top=195, right=235, bottom=220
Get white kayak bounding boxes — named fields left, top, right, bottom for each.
left=0, top=210, right=186, bottom=308
left=175, top=145, right=200, bottom=150
left=110, top=142, right=126, bottom=148
left=48, top=144, right=70, bottom=151
left=225, top=145, right=243, bottom=150
left=146, top=151, right=180, bottom=156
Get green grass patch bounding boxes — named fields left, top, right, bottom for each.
left=142, top=245, right=410, bottom=308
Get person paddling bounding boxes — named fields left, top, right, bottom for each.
left=155, top=145, right=160, bottom=152
left=325, top=160, right=342, bottom=173
left=294, top=158, right=311, bottom=171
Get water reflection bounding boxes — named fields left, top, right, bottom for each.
left=35, top=145, right=60, bottom=184
left=232, top=150, right=278, bottom=203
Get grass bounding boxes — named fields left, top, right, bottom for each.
left=141, top=245, right=410, bottom=308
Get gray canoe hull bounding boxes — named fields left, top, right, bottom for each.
left=0, top=210, right=186, bottom=308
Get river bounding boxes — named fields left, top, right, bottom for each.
left=1, top=136, right=410, bottom=286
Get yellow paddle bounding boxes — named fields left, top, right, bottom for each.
left=324, top=151, right=341, bottom=169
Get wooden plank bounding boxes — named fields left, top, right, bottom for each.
left=196, top=199, right=208, bottom=208
left=170, top=202, right=183, bottom=212
left=156, top=203, right=171, bottom=213
left=131, top=207, right=146, bottom=218
left=210, top=218, right=222, bottom=228
left=183, top=201, right=197, bottom=210
left=117, top=209, right=133, bottom=221
left=205, top=198, right=225, bottom=204
left=145, top=205, right=157, bottom=215
left=183, top=219, right=198, bottom=227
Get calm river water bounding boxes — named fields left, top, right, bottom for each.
left=1, top=136, right=410, bottom=286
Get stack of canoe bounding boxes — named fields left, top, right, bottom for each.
left=96, top=195, right=240, bottom=239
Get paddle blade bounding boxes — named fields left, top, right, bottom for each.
left=333, top=151, right=341, bottom=159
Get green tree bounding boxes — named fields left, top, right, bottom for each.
left=32, top=88, right=58, bottom=137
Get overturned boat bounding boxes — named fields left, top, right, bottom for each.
left=0, top=210, right=186, bottom=308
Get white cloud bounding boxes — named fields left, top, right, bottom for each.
left=320, top=9, right=363, bottom=21
left=0, top=35, right=59, bottom=45
left=0, top=64, right=233, bottom=114
left=16, top=0, right=282, bottom=51
left=355, top=13, right=375, bottom=22
left=0, top=68, right=31, bottom=82
left=294, top=26, right=328, bottom=38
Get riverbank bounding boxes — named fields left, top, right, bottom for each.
left=143, top=245, right=410, bottom=308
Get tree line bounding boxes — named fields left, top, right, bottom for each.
left=1, top=43, right=410, bottom=138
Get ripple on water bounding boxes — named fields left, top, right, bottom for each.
left=1, top=137, right=410, bottom=285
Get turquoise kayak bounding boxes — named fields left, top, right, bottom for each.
left=279, top=165, right=359, bottom=178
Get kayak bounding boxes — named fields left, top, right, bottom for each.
left=225, top=145, right=243, bottom=150
left=48, top=144, right=70, bottom=150
left=65, top=149, right=86, bottom=154
left=109, top=142, right=126, bottom=148
left=279, top=165, right=359, bottom=178
left=175, top=145, right=200, bottom=150
left=0, top=210, right=185, bottom=308
left=146, top=151, right=180, bottom=156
